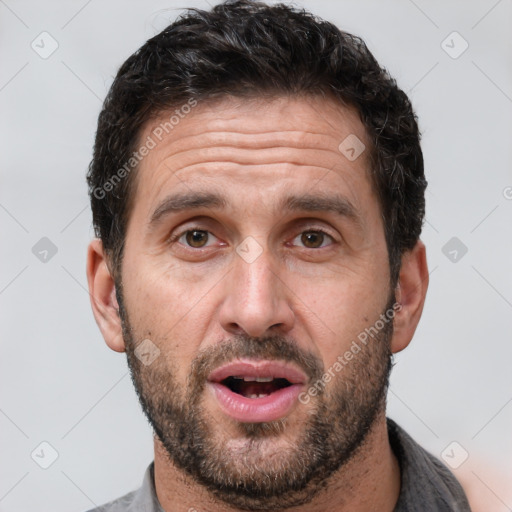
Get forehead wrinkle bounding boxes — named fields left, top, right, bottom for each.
left=141, top=151, right=370, bottom=227
left=149, top=147, right=352, bottom=183
left=139, top=157, right=361, bottom=231
left=142, top=93, right=368, bottom=157
left=166, top=164, right=361, bottom=200
left=135, top=96, right=373, bottom=230
left=138, top=96, right=371, bottom=193
left=156, top=127, right=342, bottom=148
left=144, top=130, right=345, bottom=171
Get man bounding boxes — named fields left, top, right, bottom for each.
left=85, top=1, right=471, bottom=510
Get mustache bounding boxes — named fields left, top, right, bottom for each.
left=190, top=333, right=325, bottom=388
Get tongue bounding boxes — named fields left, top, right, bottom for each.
left=239, top=381, right=278, bottom=397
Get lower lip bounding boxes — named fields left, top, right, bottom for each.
left=208, top=382, right=304, bottom=423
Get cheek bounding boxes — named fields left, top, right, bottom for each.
left=124, top=255, right=210, bottom=316
left=122, top=260, right=219, bottom=366
left=293, top=269, right=389, bottom=366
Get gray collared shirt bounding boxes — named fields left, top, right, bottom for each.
left=86, top=418, right=471, bottom=512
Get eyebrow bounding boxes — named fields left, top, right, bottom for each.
left=283, top=194, right=362, bottom=227
left=150, top=192, right=227, bottom=224
left=149, top=191, right=362, bottom=227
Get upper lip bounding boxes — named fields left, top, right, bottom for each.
left=207, top=359, right=307, bottom=385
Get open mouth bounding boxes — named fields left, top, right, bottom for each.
left=221, top=376, right=293, bottom=399
left=207, top=359, right=307, bottom=423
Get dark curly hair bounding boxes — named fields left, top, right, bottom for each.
left=87, top=0, right=426, bottom=285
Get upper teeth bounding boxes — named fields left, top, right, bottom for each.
left=232, top=376, right=274, bottom=382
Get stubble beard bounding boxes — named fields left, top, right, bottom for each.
left=118, top=288, right=395, bottom=511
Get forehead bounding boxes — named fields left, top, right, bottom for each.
left=128, top=94, right=376, bottom=226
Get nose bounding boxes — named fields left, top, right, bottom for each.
left=219, top=246, right=295, bottom=338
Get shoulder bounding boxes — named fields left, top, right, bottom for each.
left=83, top=462, right=162, bottom=512
left=84, top=490, right=138, bottom=512
left=387, top=418, right=472, bottom=512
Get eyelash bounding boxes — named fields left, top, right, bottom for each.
left=168, top=229, right=222, bottom=249
left=168, top=227, right=336, bottom=249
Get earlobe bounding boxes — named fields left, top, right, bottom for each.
left=390, top=240, right=429, bottom=354
left=86, top=239, right=126, bottom=353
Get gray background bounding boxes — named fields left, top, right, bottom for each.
left=1, top=1, right=511, bottom=511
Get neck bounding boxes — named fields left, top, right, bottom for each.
left=154, top=413, right=400, bottom=512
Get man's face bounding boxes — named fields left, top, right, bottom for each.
left=118, top=96, right=394, bottom=509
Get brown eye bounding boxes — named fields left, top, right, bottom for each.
left=293, top=230, right=333, bottom=249
left=185, top=230, right=209, bottom=248
left=301, top=231, right=325, bottom=248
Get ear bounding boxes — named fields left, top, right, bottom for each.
left=391, top=240, right=429, bottom=354
left=86, top=239, right=126, bottom=353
